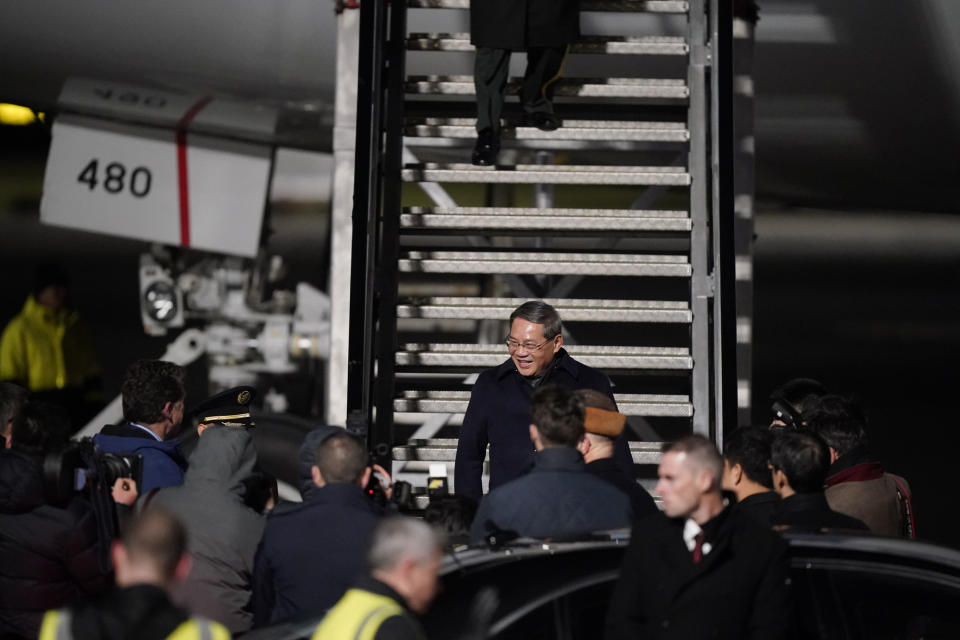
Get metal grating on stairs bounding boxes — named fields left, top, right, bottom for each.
left=344, top=0, right=736, bottom=498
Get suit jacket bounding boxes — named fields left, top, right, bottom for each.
left=470, top=0, right=579, bottom=49
left=93, top=423, right=187, bottom=494
left=734, top=491, right=780, bottom=528
left=605, top=507, right=792, bottom=640
left=470, top=447, right=631, bottom=542
left=455, top=349, right=632, bottom=502
left=772, top=492, right=869, bottom=534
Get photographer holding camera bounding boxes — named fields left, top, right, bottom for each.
left=0, top=403, right=112, bottom=639
left=252, top=431, right=389, bottom=627
left=94, top=360, right=188, bottom=495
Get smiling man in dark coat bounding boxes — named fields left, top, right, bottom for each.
left=470, top=0, right=579, bottom=164
left=605, top=435, right=792, bottom=640
left=454, top=301, right=632, bottom=502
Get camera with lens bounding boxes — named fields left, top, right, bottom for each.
left=44, top=437, right=143, bottom=505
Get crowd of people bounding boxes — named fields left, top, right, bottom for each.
left=0, top=300, right=916, bottom=640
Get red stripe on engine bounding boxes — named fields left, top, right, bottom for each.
left=175, top=97, right=213, bottom=247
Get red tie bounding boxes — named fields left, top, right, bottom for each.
left=692, top=532, right=705, bottom=563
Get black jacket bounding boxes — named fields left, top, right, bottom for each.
left=0, top=449, right=111, bottom=639
left=68, top=584, right=189, bottom=640
left=772, top=492, right=870, bottom=534
left=455, top=349, right=632, bottom=502
left=586, top=457, right=658, bottom=520
left=470, top=447, right=631, bottom=542
left=605, top=507, right=792, bottom=640
left=471, top=0, right=579, bottom=49
left=252, top=482, right=383, bottom=626
left=734, top=491, right=780, bottom=528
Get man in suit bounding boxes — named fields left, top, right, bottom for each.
left=605, top=435, right=792, bottom=640
left=94, top=359, right=188, bottom=494
left=454, top=300, right=632, bottom=502
left=575, top=389, right=657, bottom=519
left=722, top=426, right=780, bottom=526
left=769, top=430, right=869, bottom=533
left=469, top=0, right=578, bottom=165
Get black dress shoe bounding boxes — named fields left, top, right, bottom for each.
left=471, top=128, right=500, bottom=166
left=525, top=111, right=562, bottom=131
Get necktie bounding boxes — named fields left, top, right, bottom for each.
left=692, top=532, right=705, bottom=563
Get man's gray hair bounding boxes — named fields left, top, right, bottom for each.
left=368, top=517, right=446, bottom=572
left=662, top=435, right=723, bottom=491
left=509, top=301, right=563, bottom=340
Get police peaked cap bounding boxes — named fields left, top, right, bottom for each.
left=191, top=385, right=257, bottom=427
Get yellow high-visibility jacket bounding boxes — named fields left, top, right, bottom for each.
left=312, top=588, right=405, bottom=640
left=39, top=608, right=230, bottom=640
left=0, top=296, right=99, bottom=391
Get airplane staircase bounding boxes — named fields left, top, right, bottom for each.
left=343, top=0, right=736, bottom=505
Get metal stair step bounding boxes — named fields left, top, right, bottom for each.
left=401, top=163, right=690, bottom=185
left=406, top=76, right=689, bottom=99
left=400, top=206, right=690, bottom=231
left=396, top=343, right=693, bottom=370
left=397, top=296, right=692, bottom=322
left=398, top=251, right=692, bottom=277
left=393, top=438, right=667, bottom=464
left=394, top=390, right=693, bottom=417
left=407, top=33, right=688, bottom=56
left=407, top=0, right=689, bottom=13
left=403, top=118, right=689, bottom=143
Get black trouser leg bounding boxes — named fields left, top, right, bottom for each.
left=521, top=45, right=568, bottom=115
left=475, top=47, right=512, bottom=134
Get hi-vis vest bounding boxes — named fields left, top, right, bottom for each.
left=312, top=588, right=405, bottom=640
left=39, top=608, right=230, bottom=640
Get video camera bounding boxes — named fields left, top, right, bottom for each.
left=44, top=437, right=143, bottom=505
left=43, top=438, right=144, bottom=573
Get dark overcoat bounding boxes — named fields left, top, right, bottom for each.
left=470, top=0, right=580, bottom=50
left=252, top=483, right=383, bottom=626
left=605, top=508, right=792, bottom=640
left=454, top=349, right=633, bottom=502
left=469, top=447, right=632, bottom=542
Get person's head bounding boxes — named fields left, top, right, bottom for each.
left=722, top=426, right=775, bottom=499
left=368, top=517, right=446, bottom=614
left=298, top=426, right=339, bottom=498
left=803, top=395, right=868, bottom=463
left=656, top=435, right=724, bottom=522
left=507, top=301, right=564, bottom=377
left=32, top=263, right=69, bottom=311
left=10, top=402, right=71, bottom=453
left=769, top=430, right=830, bottom=498
left=312, top=431, right=370, bottom=488
left=242, top=469, right=278, bottom=513
left=573, top=389, right=624, bottom=463
left=121, top=360, right=186, bottom=439
left=113, top=509, right=191, bottom=590
left=0, top=382, right=29, bottom=448
left=424, top=494, right=478, bottom=545
left=770, top=378, right=827, bottom=428
left=529, top=385, right=584, bottom=451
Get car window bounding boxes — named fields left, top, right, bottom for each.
left=793, top=562, right=960, bottom=640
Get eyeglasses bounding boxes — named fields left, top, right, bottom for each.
left=504, top=337, right=551, bottom=352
